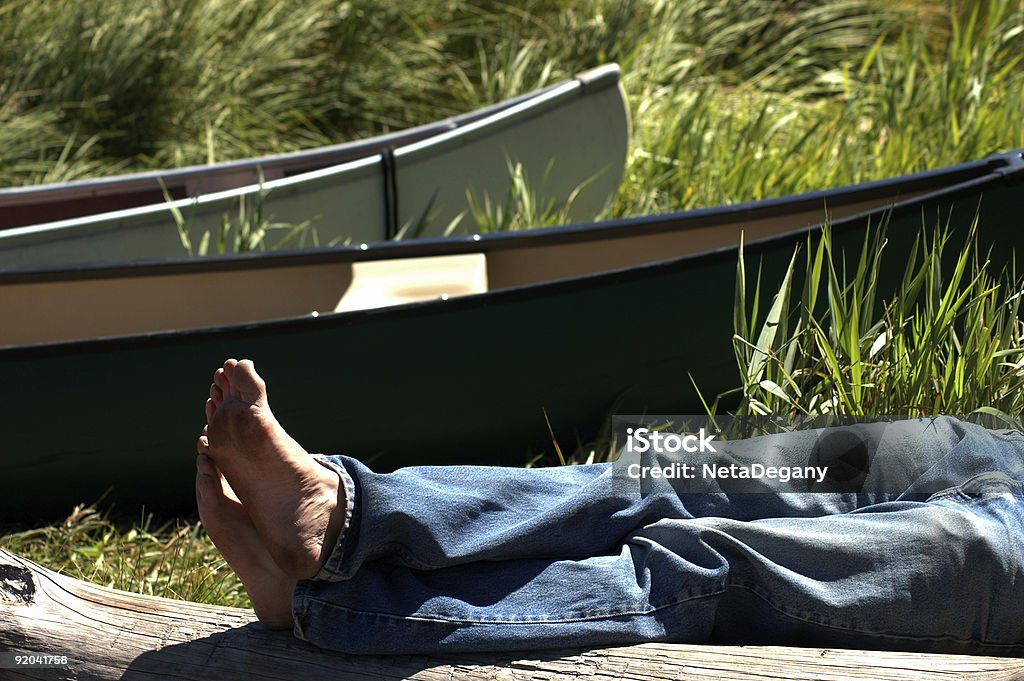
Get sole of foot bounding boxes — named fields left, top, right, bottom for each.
left=204, top=359, right=346, bottom=581
left=196, top=451, right=296, bottom=629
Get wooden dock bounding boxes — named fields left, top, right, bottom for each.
left=1, top=549, right=1021, bottom=680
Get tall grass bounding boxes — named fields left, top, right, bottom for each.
left=618, top=0, right=1024, bottom=215
left=168, top=181, right=320, bottom=256
left=0, top=506, right=247, bottom=607
left=729, top=220, right=1024, bottom=424
left=3, top=0, right=1022, bottom=215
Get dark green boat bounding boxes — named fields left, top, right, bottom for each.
left=2, top=149, right=1022, bottom=518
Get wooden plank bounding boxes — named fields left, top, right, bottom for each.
left=0, top=549, right=1021, bottom=681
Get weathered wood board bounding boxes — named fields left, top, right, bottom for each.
left=1, top=549, right=1021, bottom=680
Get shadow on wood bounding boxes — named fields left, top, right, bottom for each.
left=1, top=549, right=1022, bottom=681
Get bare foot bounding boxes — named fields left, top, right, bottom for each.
left=205, top=359, right=346, bottom=580
left=195, top=449, right=295, bottom=629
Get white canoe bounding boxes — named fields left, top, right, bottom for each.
left=0, top=64, right=628, bottom=269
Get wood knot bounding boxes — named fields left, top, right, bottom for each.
left=0, top=564, right=35, bottom=604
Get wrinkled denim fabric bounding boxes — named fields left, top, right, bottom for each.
left=292, top=417, right=1024, bottom=655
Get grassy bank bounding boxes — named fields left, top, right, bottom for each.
left=3, top=0, right=1024, bottom=607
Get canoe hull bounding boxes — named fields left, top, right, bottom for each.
left=0, top=68, right=629, bottom=269
left=3, top=157, right=1022, bottom=518
left=0, top=66, right=622, bottom=228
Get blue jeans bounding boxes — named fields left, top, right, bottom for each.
left=292, top=417, right=1024, bottom=655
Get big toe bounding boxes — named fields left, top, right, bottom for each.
left=227, top=359, right=267, bottom=405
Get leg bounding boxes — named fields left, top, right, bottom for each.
left=294, top=419, right=1024, bottom=654
left=196, top=360, right=1024, bottom=653
left=288, top=413, right=1024, bottom=655
left=303, top=416, right=1003, bottom=579
left=294, top=471, right=1024, bottom=655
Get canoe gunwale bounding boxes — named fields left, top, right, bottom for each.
left=0, top=154, right=385, bottom=240
left=394, top=80, right=580, bottom=163
left=396, top=64, right=622, bottom=164
left=3, top=154, right=1021, bottom=359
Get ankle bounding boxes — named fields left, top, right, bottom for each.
left=315, top=463, right=347, bottom=571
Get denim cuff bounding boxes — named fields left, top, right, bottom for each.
left=291, top=454, right=359, bottom=640
left=309, top=454, right=358, bottom=580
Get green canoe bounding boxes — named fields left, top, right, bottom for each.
left=2, top=149, right=1022, bottom=518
